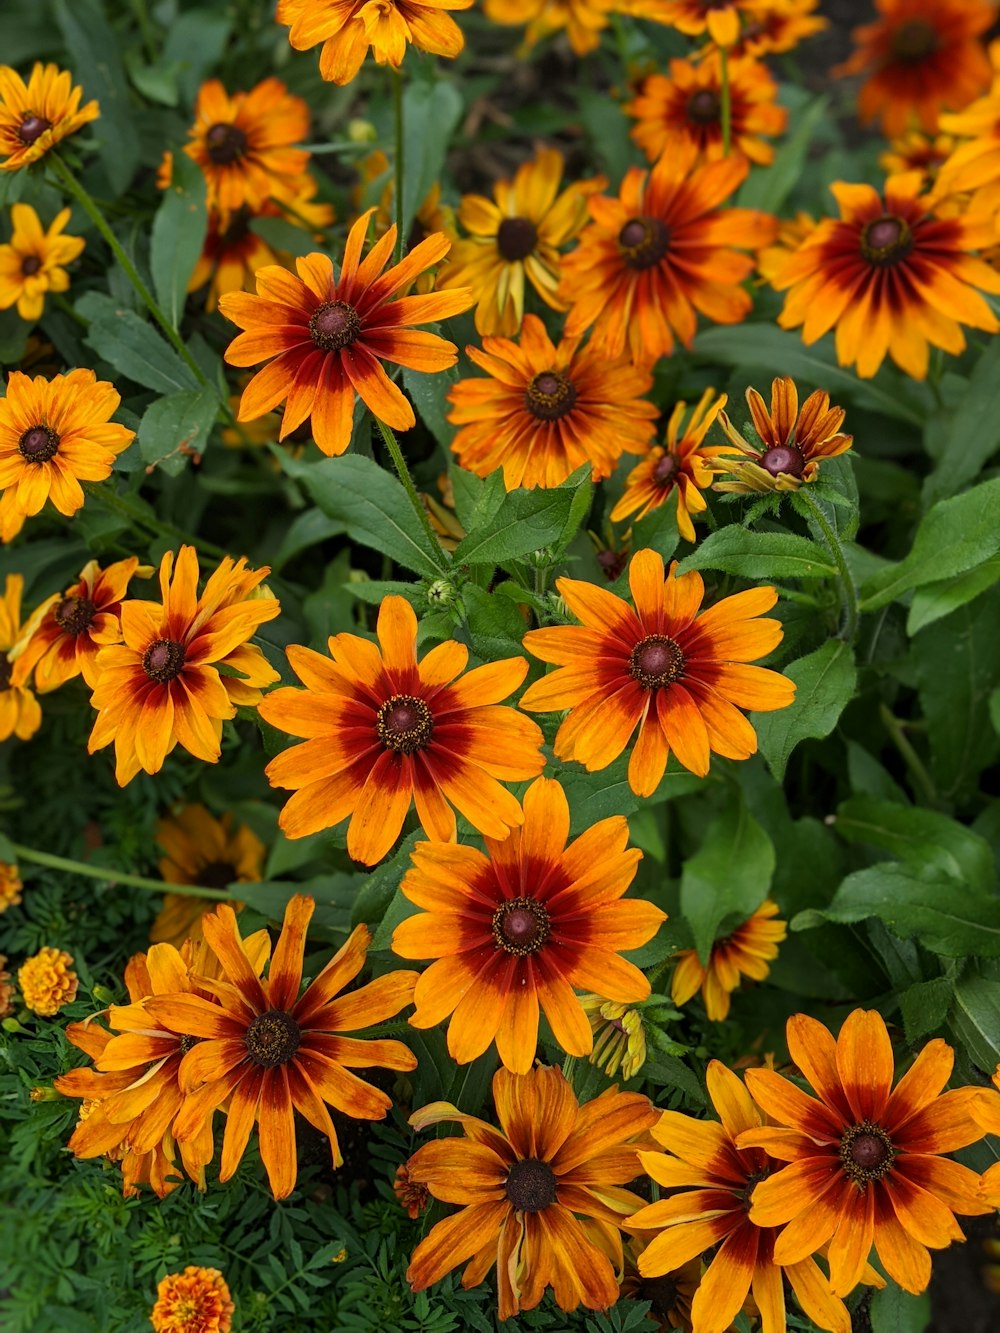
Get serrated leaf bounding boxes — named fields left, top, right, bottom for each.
left=924, top=337, right=1000, bottom=503
left=906, top=554, right=1000, bottom=634
left=77, top=292, right=200, bottom=395
left=833, top=798, right=996, bottom=893
left=151, top=153, right=207, bottom=327
left=754, top=639, right=855, bottom=782
left=677, top=528, right=837, bottom=580
left=679, top=794, right=775, bottom=962
left=401, top=79, right=463, bottom=240
left=452, top=465, right=592, bottom=566
left=950, top=975, right=1000, bottom=1070
left=137, top=387, right=218, bottom=475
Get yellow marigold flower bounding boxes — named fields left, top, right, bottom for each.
left=18, top=946, right=78, bottom=1016
left=150, top=1266, right=234, bottom=1333
left=0, top=205, right=83, bottom=322
left=580, top=995, right=648, bottom=1080
left=0, top=63, right=99, bottom=172
left=0, top=574, right=42, bottom=741
left=0, top=860, right=22, bottom=913
left=483, top=0, right=613, bottom=57
left=671, top=898, right=787, bottom=1021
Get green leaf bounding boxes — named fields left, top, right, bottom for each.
left=555, top=756, right=704, bottom=833
left=924, top=337, right=1000, bottom=503
left=401, top=79, right=463, bottom=241
left=950, top=975, right=1000, bottom=1070
left=150, top=153, right=207, bottom=329
left=272, top=508, right=346, bottom=573
left=137, top=388, right=218, bottom=476
left=738, top=95, right=829, bottom=213
left=77, top=292, right=200, bottom=395
left=452, top=465, right=592, bottom=566
left=462, top=584, right=530, bottom=660
left=403, top=358, right=458, bottom=450
left=450, top=465, right=505, bottom=533
left=906, top=554, right=1000, bottom=634
left=677, top=528, right=837, bottom=580
left=833, top=798, right=996, bottom=894
left=869, top=1282, right=930, bottom=1333
left=680, top=794, right=775, bottom=962
left=899, top=978, right=954, bottom=1043
left=370, top=833, right=425, bottom=952
left=754, top=640, right=855, bottom=782
left=351, top=832, right=420, bottom=932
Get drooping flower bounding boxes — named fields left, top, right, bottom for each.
left=482, top=0, right=614, bottom=57
left=738, top=1010, right=993, bottom=1295
left=259, top=595, right=545, bottom=865
left=713, top=0, right=827, bottom=59
left=87, top=546, right=280, bottom=786
left=145, top=896, right=419, bottom=1200
left=671, top=899, right=786, bottom=1022
left=0, top=860, right=22, bottom=913
left=446, top=314, right=657, bottom=489
left=0, top=63, right=99, bottom=172
left=771, top=173, right=1000, bottom=379
left=628, top=0, right=755, bottom=48
left=18, top=946, right=77, bottom=1015
left=219, top=209, right=473, bottom=457
left=0, top=204, right=84, bottom=321
left=436, top=148, right=605, bottom=337
left=406, top=1064, right=659, bottom=1320
left=0, top=574, right=42, bottom=742
left=580, top=995, right=648, bottom=1081
left=559, top=149, right=776, bottom=368
left=520, top=549, right=795, bottom=796
left=393, top=776, right=665, bottom=1073
left=610, top=388, right=730, bottom=543
left=150, top=1266, right=234, bottom=1333
left=394, top=1162, right=430, bottom=1218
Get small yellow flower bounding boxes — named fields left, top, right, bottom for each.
left=0, top=574, right=43, bottom=739
left=580, top=994, right=648, bottom=1080
left=671, top=900, right=786, bottom=1022
left=0, top=205, right=84, bottom=322
left=17, top=946, right=78, bottom=1016
left=0, top=860, right=22, bottom=912
left=150, top=1266, right=234, bottom=1333
left=0, top=954, right=14, bottom=1017
left=150, top=803, right=262, bottom=948
left=0, top=63, right=99, bottom=172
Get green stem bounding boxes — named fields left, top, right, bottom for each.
left=796, top=489, right=859, bottom=640
left=83, top=482, right=230, bottom=562
left=720, top=47, right=732, bottom=157
left=392, top=70, right=405, bottom=264
left=877, top=706, right=938, bottom=808
left=561, top=1055, right=578, bottom=1086
left=11, top=843, right=231, bottom=901
left=372, top=415, right=450, bottom=572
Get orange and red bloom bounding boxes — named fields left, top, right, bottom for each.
left=18, top=946, right=77, bottom=1015
left=714, top=376, right=853, bottom=493
left=520, top=549, right=795, bottom=796
left=0, top=62, right=99, bottom=172
left=150, top=1267, right=234, bottom=1333
left=0, top=573, right=42, bottom=741
left=671, top=899, right=787, bottom=1022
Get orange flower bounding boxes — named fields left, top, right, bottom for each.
left=18, top=946, right=77, bottom=1015
left=714, top=0, right=827, bottom=60
left=406, top=1064, right=659, bottom=1320
left=0, top=204, right=84, bottom=321
left=87, top=546, right=280, bottom=786
left=394, top=1162, right=430, bottom=1218
left=610, top=388, right=730, bottom=543
left=632, top=0, right=754, bottom=48
left=755, top=210, right=814, bottom=287
left=559, top=149, right=775, bottom=368
left=520, top=549, right=795, bottom=796
left=0, top=574, right=42, bottom=741
left=150, top=1266, right=234, bottom=1333
left=619, top=1247, right=704, bottom=1332
left=972, top=1066, right=1000, bottom=1206
left=0, top=63, right=99, bottom=172
left=625, top=55, right=787, bottom=168
left=880, top=130, right=956, bottom=185
left=259, top=595, right=545, bottom=865
left=714, top=376, right=852, bottom=493
left=629, top=1061, right=872, bottom=1333
left=671, top=899, right=786, bottom=1021
left=834, top=0, right=992, bottom=138
left=772, top=174, right=1000, bottom=379
left=482, top=0, right=613, bottom=59
left=0, top=860, right=22, bottom=913
left=738, top=1010, right=993, bottom=1295
left=0, top=954, right=14, bottom=1018
left=447, top=314, right=657, bottom=488
left=393, top=776, right=665, bottom=1073
left=936, top=50, right=1000, bottom=212
left=145, top=897, right=419, bottom=1200
left=219, top=209, right=472, bottom=457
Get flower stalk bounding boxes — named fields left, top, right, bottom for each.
left=10, top=843, right=232, bottom=901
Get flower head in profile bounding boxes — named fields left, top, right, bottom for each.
left=715, top=0, right=827, bottom=60
left=393, top=776, right=665, bottom=1073
left=483, top=0, right=613, bottom=57
left=610, top=389, right=730, bottom=543
left=406, top=1064, right=659, bottom=1320
left=0, top=63, right=99, bottom=172
left=394, top=1162, right=430, bottom=1218
left=447, top=314, right=657, bottom=489
left=671, top=899, right=787, bottom=1022
left=437, top=148, right=605, bottom=337
left=880, top=130, right=955, bottom=186
left=219, top=209, right=472, bottom=457
left=18, top=946, right=77, bottom=1015
left=0, top=574, right=42, bottom=742
left=738, top=1010, right=992, bottom=1295
left=714, top=377, right=852, bottom=494
left=0, top=860, right=22, bottom=913
left=629, top=0, right=753, bottom=48
left=150, top=1266, right=234, bottom=1333
left=581, top=995, right=648, bottom=1081
left=521, top=549, right=795, bottom=796
left=87, top=546, right=280, bottom=786
left=0, top=204, right=83, bottom=322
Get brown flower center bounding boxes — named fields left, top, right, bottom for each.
left=54, top=596, right=97, bottom=636
left=840, top=1120, right=895, bottom=1186
left=205, top=122, right=248, bottom=165
left=245, top=1009, right=301, bottom=1067
left=376, top=694, right=433, bottom=755
left=741, top=1166, right=770, bottom=1210
left=760, top=444, right=806, bottom=478
left=861, top=215, right=913, bottom=266
left=628, top=634, right=685, bottom=690
left=687, top=89, right=721, bottom=125
left=197, top=861, right=238, bottom=890
left=18, top=425, right=59, bottom=463
left=0, top=652, right=11, bottom=691
left=652, top=452, right=679, bottom=486
left=891, top=19, right=938, bottom=61
left=17, top=115, right=51, bottom=145
left=492, top=896, right=550, bottom=956
left=309, top=300, right=361, bottom=352
left=496, top=216, right=538, bottom=262
left=619, top=217, right=670, bottom=270
left=142, top=638, right=186, bottom=684
left=21, top=255, right=41, bottom=276
left=505, top=1157, right=557, bottom=1212
left=524, top=370, right=578, bottom=421
left=642, top=1275, right=680, bottom=1318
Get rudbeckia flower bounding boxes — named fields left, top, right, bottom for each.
left=714, top=376, right=852, bottom=493
left=671, top=899, right=787, bottom=1021
left=0, top=204, right=83, bottom=322
left=0, top=62, right=99, bottom=172
left=714, top=0, right=827, bottom=59
left=482, top=0, right=612, bottom=60
left=0, top=573, right=42, bottom=741
left=880, top=130, right=955, bottom=186
left=629, top=0, right=753, bottom=48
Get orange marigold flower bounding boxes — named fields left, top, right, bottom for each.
left=559, top=149, right=776, bottom=368
left=520, top=549, right=795, bottom=796
left=0, top=369, right=135, bottom=543
left=0, top=204, right=84, bottom=322
left=0, top=574, right=42, bottom=741
left=628, top=0, right=753, bottom=48
left=259, top=594, right=544, bottom=865
left=87, top=545, right=280, bottom=786
left=834, top=0, right=993, bottom=138
left=10, top=556, right=149, bottom=693
left=880, top=130, right=956, bottom=185
left=0, top=953, right=14, bottom=1018
left=0, top=860, right=22, bottom=913
left=610, top=388, right=730, bottom=543
left=394, top=1162, right=430, bottom=1218
left=629, top=1061, right=875, bottom=1333
left=18, top=946, right=77, bottom=1015
left=714, top=376, right=852, bottom=494
left=671, top=898, right=787, bottom=1022
left=150, top=1266, right=234, bottom=1333
left=446, top=314, right=657, bottom=489
left=738, top=1009, right=993, bottom=1296
left=713, top=0, right=827, bottom=60
left=772, top=173, right=1000, bottom=379
left=145, top=897, right=418, bottom=1200
left=482, top=0, right=613, bottom=58
left=625, top=55, right=787, bottom=168
left=437, top=148, right=605, bottom=337
left=0, top=63, right=99, bottom=172
left=277, top=0, right=473, bottom=86
left=219, top=209, right=472, bottom=457
left=406, top=1064, right=659, bottom=1320
left=393, top=776, right=665, bottom=1073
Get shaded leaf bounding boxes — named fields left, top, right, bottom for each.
left=754, top=640, right=855, bottom=782
left=677, top=528, right=837, bottom=580
left=680, top=793, right=775, bottom=962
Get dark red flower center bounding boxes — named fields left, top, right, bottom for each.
left=142, top=638, right=186, bottom=684
left=54, top=596, right=97, bottom=636
left=760, top=444, right=806, bottom=478
left=376, top=694, right=434, bottom=755
left=619, top=217, right=671, bottom=270
left=245, top=1009, right=301, bottom=1067
left=642, top=1275, right=680, bottom=1317
left=0, top=652, right=11, bottom=691
left=891, top=19, right=938, bottom=61
left=197, top=861, right=238, bottom=890
left=652, top=452, right=679, bottom=486
left=17, top=115, right=51, bottom=145
left=205, top=122, right=248, bottom=165
left=496, top=216, right=538, bottom=262
left=18, top=425, right=59, bottom=463
left=21, top=255, right=42, bottom=276
left=524, top=370, right=578, bottom=421
left=597, top=548, right=628, bottom=581
left=861, top=214, right=913, bottom=266
left=628, top=634, right=685, bottom=690
left=309, top=300, right=362, bottom=352
left=505, top=1157, right=558, bottom=1212
left=840, top=1120, right=895, bottom=1185
left=687, top=90, right=721, bottom=125
left=741, top=1166, right=770, bottom=1210
left=492, top=896, right=550, bottom=956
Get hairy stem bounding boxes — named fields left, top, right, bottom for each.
left=11, top=843, right=231, bottom=901
left=796, top=489, right=859, bottom=640
left=373, top=415, right=450, bottom=573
